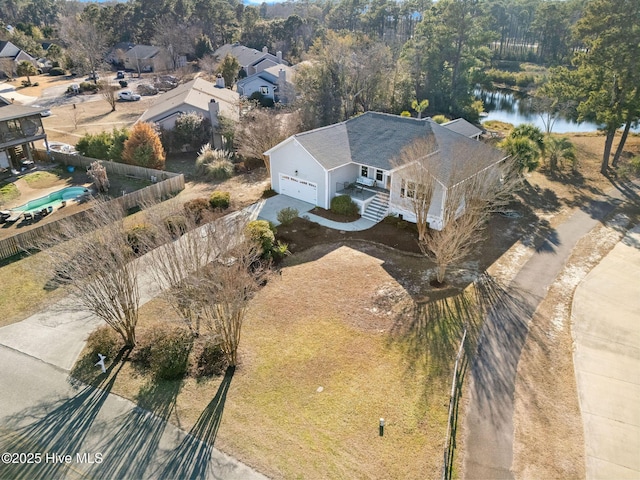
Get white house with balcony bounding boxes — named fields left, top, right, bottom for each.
left=264, top=112, right=505, bottom=230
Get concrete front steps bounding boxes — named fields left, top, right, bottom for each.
left=362, top=192, right=390, bottom=222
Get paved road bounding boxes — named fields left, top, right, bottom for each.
left=572, top=226, right=640, bottom=479
left=0, top=344, right=267, bottom=480
left=463, top=190, right=633, bottom=478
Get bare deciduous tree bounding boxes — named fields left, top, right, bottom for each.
left=98, top=81, right=118, bottom=112
left=35, top=202, right=142, bottom=348
left=59, top=8, right=109, bottom=83
left=143, top=203, right=225, bottom=337
left=199, top=239, right=268, bottom=367
left=395, top=138, right=520, bottom=284
left=235, top=108, right=302, bottom=176
left=87, top=161, right=110, bottom=192
left=143, top=203, right=268, bottom=366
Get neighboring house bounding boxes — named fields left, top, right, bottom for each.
left=123, top=45, right=186, bottom=73
left=0, top=104, right=49, bottom=172
left=264, top=112, right=505, bottom=230
left=440, top=118, right=483, bottom=140
left=236, top=64, right=297, bottom=104
left=0, top=41, right=37, bottom=77
left=137, top=77, right=239, bottom=149
left=213, top=43, right=288, bottom=77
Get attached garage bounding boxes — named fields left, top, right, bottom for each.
left=279, top=174, right=317, bottom=204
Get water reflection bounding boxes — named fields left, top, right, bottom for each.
left=475, top=88, right=603, bottom=133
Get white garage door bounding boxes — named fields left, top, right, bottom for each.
left=279, top=174, right=317, bottom=204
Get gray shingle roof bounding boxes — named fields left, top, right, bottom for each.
left=126, top=45, right=160, bottom=60
left=291, top=112, right=503, bottom=186
left=138, top=78, right=239, bottom=124
left=441, top=118, right=483, bottom=138
left=214, top=44, right=265, bottom=68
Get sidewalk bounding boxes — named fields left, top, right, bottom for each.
left=572, top=225, right=640, bottom=479
left=463, top=192, right=627, bottom=479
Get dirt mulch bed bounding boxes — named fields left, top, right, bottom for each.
left=309, top=206, right=360, bottom=223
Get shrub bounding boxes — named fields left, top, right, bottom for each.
left=330, top=195, right=358, bottom=216
left=86, top=325, right=123, bottom=360
left=191, top=336, right=227, bottom=377
left=126, top=223, right=156, bottom=255
left=245, top=220, right=276, bottom=257
left=271, top=240, right=290, bottom=260
left=79, top=81, right=99, bottom=92
left=184, top=197, right=212, bottom=223
left=76, top=131, right=113, bottom=160
left=122, top=122, right=165, bottom=169
left=148, top=327, right=193, bottom=380
left=173, top=112, right=212, bottom=152
left=164, top=214, right=187, bottom=238
left=262, top=187, right=277, bottom=198
left=49, top=67, right=65, bottom=76
left=196, top=144, right=234, bottom=180
left=277, top=207, right=298, bottom=225
left=209, top=191, right=230, bottom=210
left=400, top=111, right=411, bottom=117
left=431, top=114, right=450, bottom=124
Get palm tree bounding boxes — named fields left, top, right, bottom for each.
left=411, top=99, right=429, bottom=119
left=500, top=136, right=541, bottom=173
left=545, top=136, right=577, bottom=172
left=500, top=124, right=545, bottom=173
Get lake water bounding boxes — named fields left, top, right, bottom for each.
left=475, top=88, right=603, bottom=133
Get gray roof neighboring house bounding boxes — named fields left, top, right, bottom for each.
left=283, top=112, right=503, bottom=185
left=0, top=104, right=47, bottom=122
left=441, top=118, right=483, bottom=138
left=213, top=43, right=289, bottom=69
left=138, top=78, right=239, bottom=124
left=126, top=44, right=161, bottom=60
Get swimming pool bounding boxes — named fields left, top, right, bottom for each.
left=14, top=187, right=90, bottom=213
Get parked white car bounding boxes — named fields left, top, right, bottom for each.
left=118, top=90, right=141, bottom=101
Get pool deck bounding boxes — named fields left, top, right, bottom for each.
left=0, top=175, right=92, bottom=241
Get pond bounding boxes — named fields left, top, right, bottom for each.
left=475, top=88, right=603, bottom=133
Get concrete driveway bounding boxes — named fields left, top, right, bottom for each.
left=244, top=194, right=314, bottom=225
left=572, top=225, right=640, bottom=479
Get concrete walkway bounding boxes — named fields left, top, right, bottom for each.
left=245, top=194, right=377, bottom=231
left=572, top=225, right=640, bottom=479
left=463, top=192, right=631, bottom=479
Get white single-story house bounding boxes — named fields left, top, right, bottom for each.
left=137, top=78, right=239, bottom=149
left=213, top=43, right=288, bottom=77
left=236, top=64, right=297, bottom=104
left=264, top=112, right=506, bottom=230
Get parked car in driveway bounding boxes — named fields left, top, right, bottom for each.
left=118, top=90, right=141, bottom=101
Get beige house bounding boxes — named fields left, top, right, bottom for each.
left=137, top=78, right=239, bottom=149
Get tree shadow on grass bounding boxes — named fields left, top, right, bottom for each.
left=154, top=366, right=235, bottom=480
left=0, top=350, right=127, bottom=480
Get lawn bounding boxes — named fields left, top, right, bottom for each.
left=0, top=182, right=19, bottom=206
left=74, top=244, right=453, bottom=479
left=0, top=251, right=66, bottom=327
left=22, top=171, right=62, bottom=189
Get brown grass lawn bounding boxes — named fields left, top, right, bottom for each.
left=0, top=251, right=66, bottom=327
left=76, top=245, right=451, bottom=479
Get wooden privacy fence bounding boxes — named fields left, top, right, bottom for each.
left=0, top=153, right=185, bottom=261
